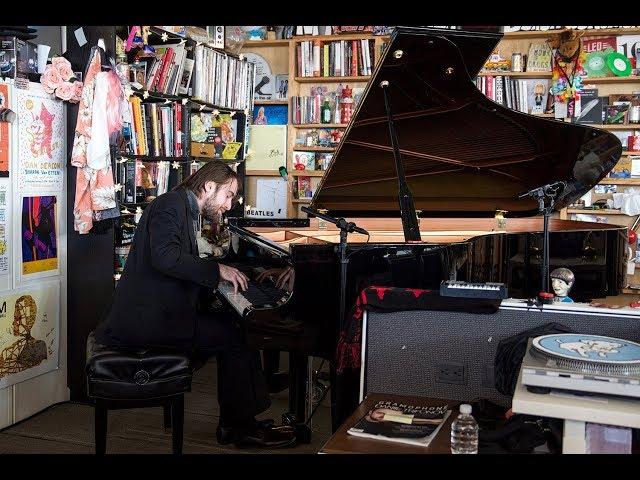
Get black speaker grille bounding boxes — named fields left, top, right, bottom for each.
left=364, top=307, right=640, bottom=406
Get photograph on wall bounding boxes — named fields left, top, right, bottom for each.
left=16, top=87, right=64, bottom=191
left=0, top=282, right=60, bottom=389
left=0, top=83, right=10, bottom=176
left=21, top=195, right=57, bottom=276
left=253, top=104, right=288, bottom=125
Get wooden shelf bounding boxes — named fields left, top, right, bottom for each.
left=566, top=208, right=628, bottom=215
left=254, top=99, right=289, bottom=105
left=292, top=146, right=335, bottom=152
left=624, top=151, right=640, bottom=155
left=478, top=71, right=552, bottom=78
left=294, top=76, right=370, bottom=83
left=622, top=288, right=640, bottom=294
left=291, top=170, right=325, bottom=177
left=243, top=39, right=290, bottom=47
left=292, top=123, right=347, bottom=129
left=583, top=76, right=640, bottom=84
left=245, top=170, right=282, bottom=176
left=292, top=198, right=312, bottom=203
left=592, top=124, right=640, bottom=130
left=598, top=178, right=640, bottom=185
left=503, top=28, right=640, bottom=39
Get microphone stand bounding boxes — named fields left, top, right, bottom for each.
left=518, top=182, right=565, bottom=304
left=301, top=206, right=369, bottom=333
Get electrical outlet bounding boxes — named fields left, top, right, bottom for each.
left=436, top=363, right=465, bottom=385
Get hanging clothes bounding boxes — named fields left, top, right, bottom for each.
left=70, top=46, right=120, bottom=234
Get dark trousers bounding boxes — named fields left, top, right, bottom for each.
left=192, top=314, right=271, bottom=427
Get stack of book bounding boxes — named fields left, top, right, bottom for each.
left=296, top=39, right=375, bottom=77
left=123, top=97, right=187, bottom=157
left=117, top=160, right=172, bottom=204
left=475, top=75, right=550, bottom=115
left=132, top=42, right=194, bottom=96
left=193, top=44, right=255, bottom=110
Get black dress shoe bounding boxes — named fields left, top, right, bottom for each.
left=216, top=419, right=275, bottom=444
left=216, top=422, right=296, bottom=448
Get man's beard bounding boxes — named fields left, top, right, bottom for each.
left=201, top=196, right=223, bottom=223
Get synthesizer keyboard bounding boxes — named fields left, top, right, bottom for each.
left=217, top=280, right=290, bottom=316
left=440, top=280, right=507, bottom=300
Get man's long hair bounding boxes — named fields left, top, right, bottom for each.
left=175, top=160, right=240, bottom=198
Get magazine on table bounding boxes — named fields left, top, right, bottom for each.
left=347, top=400, right=451, bottom=447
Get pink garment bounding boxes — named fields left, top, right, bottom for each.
left=71, top=47, right=120, bottom=234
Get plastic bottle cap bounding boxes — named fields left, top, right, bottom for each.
left=459, top=404, right=472, bottom=414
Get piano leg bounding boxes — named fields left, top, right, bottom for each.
left=288, top=352, right=308, bottom=422
left=263, top=350, right=288, bottom=393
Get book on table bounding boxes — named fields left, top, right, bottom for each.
left=347, top=400, right=451, bottom=447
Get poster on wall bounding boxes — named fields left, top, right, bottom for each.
left=0, top=281, right=60, bottom=389
left=16, top=87, right=64, bottom=191
left=21, top=195, right=58, bottom=277
left=0, top=83, right=9, bottom=176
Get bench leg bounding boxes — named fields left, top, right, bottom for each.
left=95, top=400, right=107, bottom=455
left=171, top=395, right=184, bottom=455
left=163, top=403, right=172, bottom=430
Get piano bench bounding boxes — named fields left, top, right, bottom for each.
left=85, top=332, right=199, bottom=455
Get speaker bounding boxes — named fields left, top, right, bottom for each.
left=360, top=300, right=640, bottom=406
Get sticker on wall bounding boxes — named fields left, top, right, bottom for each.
left=16, top=86, right=64, bottom=191
left=21, top=195, right=58, bottom=277
left=0, top=184, right=9, bottom=275
left=0, top=281, right=60, bottom=389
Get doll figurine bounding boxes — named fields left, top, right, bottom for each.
left=550, top=267, right=575, bottom=302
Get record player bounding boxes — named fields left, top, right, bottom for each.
left=521, top=334, right=640, bottom=398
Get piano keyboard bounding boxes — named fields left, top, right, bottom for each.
left=217, top=280, right=290, bottom=316
left=440, top=280, right=507, bottom=300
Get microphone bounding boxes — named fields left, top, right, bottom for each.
left=518, top=181, right=567, bottom=199
left=336, top=218, right=369, bottom=235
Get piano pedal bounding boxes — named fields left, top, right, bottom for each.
left=281, top=412, right=312, bottom=444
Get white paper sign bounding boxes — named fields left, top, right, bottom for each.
left=246, top=178, right=287, bottom=218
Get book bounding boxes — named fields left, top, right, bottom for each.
left=347, top=400, right=451, bottom=447
left=293, top=151, right=315, bottom=170
left=576, top=89, right=602, bottom=124
left=296, top=176, right=313, bottom=198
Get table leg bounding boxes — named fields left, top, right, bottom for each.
left=563, top=419, right=586, bottom=454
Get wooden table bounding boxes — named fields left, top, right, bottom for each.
left=320, top=393, right=458, bottom=454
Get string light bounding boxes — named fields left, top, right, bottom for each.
left=142, top=90, right=150, bottom=99
left=229, top=111, right=236, bottom=118
left=113, top=183, right=123, bottom=192
left=199, top=104, right=206, bottom=111
left=161, top=32, right=169, bottom=42
left=239, top=53, right=245, bottom=60
left=171, top=161, right=181, bottom=169
left=181, top=98, right=188, bottom=105
left=164, top=99, right=171, bottom=105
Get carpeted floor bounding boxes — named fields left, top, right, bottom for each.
left=0, top=359, right=332, bottom=454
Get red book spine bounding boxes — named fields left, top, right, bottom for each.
left=157, top=48, right=175, bottom=93
left=351, top=41, right=357, bottom=76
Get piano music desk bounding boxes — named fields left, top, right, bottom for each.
left=319, top=393, right=457, bottom=454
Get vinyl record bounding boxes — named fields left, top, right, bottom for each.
left=584, top=51, right=608, bottom=77
left=606, top=51, right=632, bottom=77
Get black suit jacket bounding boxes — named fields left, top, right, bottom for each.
left=95, top=188, right=220, bottom=347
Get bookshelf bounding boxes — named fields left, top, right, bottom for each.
left=241, top=33, right=389, bottom=218
left=486, top=27, right=640, bottom=292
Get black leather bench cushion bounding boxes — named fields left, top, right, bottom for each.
left=86, top=333, right=193, bottom=400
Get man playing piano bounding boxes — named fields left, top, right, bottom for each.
left=95, top=160, right=296, bottom=448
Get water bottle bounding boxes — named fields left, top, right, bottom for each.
left=450, top=404, right=478, bottom=454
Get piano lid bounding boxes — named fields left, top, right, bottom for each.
left=311, top=27, right=622, bottom=217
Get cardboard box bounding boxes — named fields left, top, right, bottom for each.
left=0, top=36, right=38, bottom=80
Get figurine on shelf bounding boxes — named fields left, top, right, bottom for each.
left=551, top=267, right=575, bottom=303
left=340, top=84, right=354, bottom=124
left=549, top=30, right=586, bottom=119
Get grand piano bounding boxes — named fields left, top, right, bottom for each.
left=217, top=26, right=625, bottom=431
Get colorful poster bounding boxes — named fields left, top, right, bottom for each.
left=16, top=88, right=64, bottom=191
left=0, top=83, right=9, bottom=176
left=21, top=195, right=57, bottom=275
left=0, top=282, right=60, bottom=389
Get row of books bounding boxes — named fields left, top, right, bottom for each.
left=292, top=94, right=357, bottom=125
left=133, top=42, right=194, bottom=96
left=296, top=39, right=375, bottom=77
left=475, top=75, right=550, bottom=115
left=293, top=151, right=333, bottom=171
left=117, top=160, right=172, bottom=204
left=123, top=97, right=187, bottom=157
left=193, top=44, right=255, bottom=110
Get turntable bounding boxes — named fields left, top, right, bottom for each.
left=521, top=334, right=640, bottom=398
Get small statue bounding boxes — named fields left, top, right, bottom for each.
left=551, top=267, right=575, bottom=303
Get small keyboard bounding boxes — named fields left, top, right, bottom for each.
left=440, top=280, right=507, bottom=300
